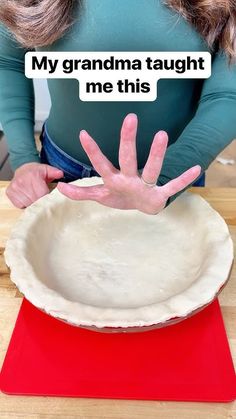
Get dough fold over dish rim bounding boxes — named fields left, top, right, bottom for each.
left=4, top=177, right=234, bottom=329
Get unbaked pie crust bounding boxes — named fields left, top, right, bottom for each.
left=4, top=177, right=233, bottom=330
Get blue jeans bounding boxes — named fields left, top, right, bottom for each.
left=40, top=122, right=205, bottom=186
left=192, top=172, right=205, bottom=187
left=40, top=122, right=100, bottom=182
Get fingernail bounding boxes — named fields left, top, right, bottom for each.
left=126, top=113, right=138, bottom=127
left=156, top=131, right=168, bottom=142
left=158, top=130, right=167, bottom=137
left=80, top=130, right=87, bottom=137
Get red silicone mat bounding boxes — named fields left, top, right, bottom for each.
left=0, top=298, right=236, bottom=401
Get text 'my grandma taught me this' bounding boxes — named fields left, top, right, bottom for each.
left=25, top=52, right=211, bottom=102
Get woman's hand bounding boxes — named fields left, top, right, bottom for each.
left=57, top=114, right=201, bottom=215
left=6, top=162, right=63, bottom=208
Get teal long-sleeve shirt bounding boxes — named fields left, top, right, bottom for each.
left=0, top=0, right=236, bottom=192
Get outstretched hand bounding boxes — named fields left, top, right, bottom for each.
left=57, top=114, right=201, bottom=215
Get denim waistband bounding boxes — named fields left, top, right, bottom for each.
left=40, top=121, right=100, bottom=180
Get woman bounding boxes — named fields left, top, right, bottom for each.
left=0, top=0, right=235, bottom=214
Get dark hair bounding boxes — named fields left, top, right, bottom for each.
left=0, top=0, right=236, bottom=59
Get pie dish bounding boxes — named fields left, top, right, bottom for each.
left=4, top=177, right=233, bottom=332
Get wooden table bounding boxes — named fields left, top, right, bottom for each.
left=0, top=182, right=235, bottom=419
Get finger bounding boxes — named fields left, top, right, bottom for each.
left=142, top=131, right=168, bottom=184
left=44, top=165, right=64, bottom=182
left=10, top=197, right=26, bottom=209
left=118, top=113, right=138, bottom=176
left=6, top=188, right=33, bottom=208
left=7, top=181, right=34, bottom=205
left=162, top=165, right=202, bottom=198
left=31, top=180, right=49, bottom=200
left=79, top=130, right=118, bottom=178
left=57, top=182, right=106, bottom=201
left=6, top=188, right=24, bottom=208
left=15, top=179, right=39, bottom=203
left=16, top=194, right=33, bottom=208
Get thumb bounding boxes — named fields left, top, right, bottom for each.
left=43, top=165, right=64, bottom=182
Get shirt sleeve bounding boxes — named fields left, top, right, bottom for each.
left=0, top=23, right=40, bottom=171
left=158, top=51, right=236, bottom=203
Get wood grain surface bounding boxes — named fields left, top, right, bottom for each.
left=0, top=182, right=235, bottom=419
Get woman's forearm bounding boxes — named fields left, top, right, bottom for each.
left=0, top=23, right=39, bottom=171
left=158, top=52, right=236, bottom=202
left=0, top=69, right=39, bottom=170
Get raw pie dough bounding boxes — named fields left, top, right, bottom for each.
left=4, top=177, right=233, bottom=329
